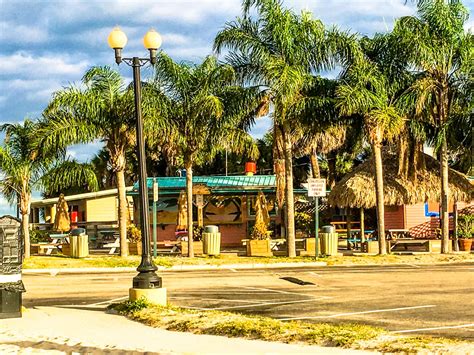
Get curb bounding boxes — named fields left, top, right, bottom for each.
left=22, top=261, right=327, bottom=275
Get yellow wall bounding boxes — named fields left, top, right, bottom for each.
left=86, top=196, right=117, bottom=222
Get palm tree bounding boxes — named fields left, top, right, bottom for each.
left=39, top=66, right=162, bottom=256
left=0, top=120, right=98, bottom=258
left=214, top=0, right=358, bottom=257
left=336, top=57, right=404, bottom=254
left=152, top=54, right=262, bottom=257
left=393, top=0, right=473, bottom=253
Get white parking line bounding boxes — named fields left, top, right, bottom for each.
left=279, top=305, right=437, bottom=321
left=394, top=323, right=474, bottom=333
left=188, top=298, right=323, bottom=311
left=88, top=296, right=129, bottom=306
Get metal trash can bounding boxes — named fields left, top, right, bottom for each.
left=320, top=232, right=338, bottom=256
left=322, top=225, right=335, bottom=233
left=69, top=228, right=89, bottom=258
left=203, top=225, right=221, bottom=256
left=0, top=216, right=25, bottom=319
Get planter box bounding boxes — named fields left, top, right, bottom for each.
left=459, top=239, right=472, bottom=252
left=362, top=241, right=379, bottom=254
left=61, top=244, right=71, bottom=256
left=246, top=239, right=272, bottom=257
left=299, top=238, right=317, bottom=256
left=181, top=241, right=204, bottom=256
left=128, top=242, right=142, bottom=255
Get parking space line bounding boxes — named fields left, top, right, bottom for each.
left=394, top=323, right=474, bottom=333
left=88, top=296, right=129, bottom=306
left=279, top=304, right=437, bottom=321
left=188, top=298, right=319, bottom=311
left=170, top=296, right=259, bottom=303
left=242, top=286, right=317, bottom=296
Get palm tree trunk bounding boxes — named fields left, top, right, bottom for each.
left=116, top=169, right=129, bottom=256
left=20, top=193, right=31, bottom=259
left=310, top=148, right=320, bottom=178
left=185, top=158, right=194, bottom=258
left=373, top=144, right=387, bottom=255
left=283, top=125, right=296, bottom=258
left=440, top=139, right=450, bottom=253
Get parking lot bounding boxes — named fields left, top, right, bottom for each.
left=23, top=263, right=474, bottom=340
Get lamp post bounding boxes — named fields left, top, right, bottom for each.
left=108, top=27, right=163, bottom=294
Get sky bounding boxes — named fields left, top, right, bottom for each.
left=0, top=0, right=473, bottom=215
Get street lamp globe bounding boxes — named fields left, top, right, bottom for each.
left=143, top=29, right=161, bottom=64
left=108, top=27, right=128, bottom=64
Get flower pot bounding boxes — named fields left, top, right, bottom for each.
left=128, top=242, right=142, bottom=255
left=246, top=239, right=272, bottom=257
left=459, top=239, right=473, bottom=252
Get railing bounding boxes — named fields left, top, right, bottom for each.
left=30, top=221, right=119, bottom=239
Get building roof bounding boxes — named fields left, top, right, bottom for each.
left=130, top=175, right=277, bottom=195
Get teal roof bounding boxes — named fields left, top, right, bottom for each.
left=132, top=175, right=276, bottom=194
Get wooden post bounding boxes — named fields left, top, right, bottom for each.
left=453, top=201, right=459, bottom=252
left=360, top=208, right=365, bottom=244
left=347, top=208, right=352, bottom=250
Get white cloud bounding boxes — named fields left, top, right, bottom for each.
left=0, top=52, right=90, bottom=78
left=0, top=21, right=48, bottom=44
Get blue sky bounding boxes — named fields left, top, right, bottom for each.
left=0, top=0, right=472, bottom=215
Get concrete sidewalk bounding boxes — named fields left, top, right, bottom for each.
left=0, top=307, right=373, bottom=354
left=22, top=261, right=327, bottom=275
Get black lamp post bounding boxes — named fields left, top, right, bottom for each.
left=108, top=27, right=162, bottom=290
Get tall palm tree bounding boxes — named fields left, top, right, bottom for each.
left=336, top=57, right=404, bottom=254
left=393, top=0, right=473, bottom=252
left=0, top=120, right=98, bottom=258
left=152, top=54, right=262, bottom=257
left=214, top=0, right=358, bottom=257
left=39, top=66, right=163, bottom=256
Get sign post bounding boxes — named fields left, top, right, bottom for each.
left=152, top=178, right=158, bottom=257
left=307, top=178, right=326, bottom=259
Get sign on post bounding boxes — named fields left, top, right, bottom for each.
left=153, top=180, right=159, bottom=202
left=307, top=178, right=326, bottom=259
left=307, top=178, right=326, bottom=197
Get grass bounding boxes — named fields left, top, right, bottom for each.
left=110, top=299, right=384, bottom=348
left=109, top=299, right=473, bottom=353
left=23, top=252, right=474, bottom=269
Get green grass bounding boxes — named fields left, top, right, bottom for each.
left=23, top=252, right=474, bottom=269
left=109, top=300, right=472, bottom=353
left=109, top=300, right=383, bottom=348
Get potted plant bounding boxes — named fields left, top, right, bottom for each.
left=127, top=224, right=142, bottom=255
left=247, top=219, right=272, bottom=257
left=181, top=226, right=204, bottom=255
left=458, top=214, right=473, bottom=251
left=295, top=212, right=312, bottom=238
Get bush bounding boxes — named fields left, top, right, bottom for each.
left=127, top=224, right=142, bottom=243
left=193, top=226, right=204, bottom=241
left=295, top=212, right=313, bottom=235
left=458, top=214, right=473, bottom=239
left=250, top=219, right=270, bottom=240
left=30, top=229, right=50, bottom=243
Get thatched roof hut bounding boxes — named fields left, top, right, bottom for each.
left=328, top=152, right=473, bottom=209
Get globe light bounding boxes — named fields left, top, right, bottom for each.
left=108, top=27, right=128, bottom=49
left=143, top=29, right=162, bottom=50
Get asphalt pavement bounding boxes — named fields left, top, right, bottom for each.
left=22, top=263, right=474, bottom=340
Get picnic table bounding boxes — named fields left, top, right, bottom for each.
left=97, top=230, right=120, bottom=254
left=387, top=229, right=411, bottom=239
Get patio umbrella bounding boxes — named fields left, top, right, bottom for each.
left=53, top=193, right=70, bottom=233
left=176, top=191, right=188, bottom=231
left=255, top=191, right=270, bottom=226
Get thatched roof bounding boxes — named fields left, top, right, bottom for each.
left=328, top=152, right=473, bottom=209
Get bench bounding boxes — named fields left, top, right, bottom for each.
left=102, top=237, right=120, bottom=254
left=31, top=243, right=61, bottom=255
left=152, top=240, right=181, bottom=253
left=388, top=239, right=445, bottom=253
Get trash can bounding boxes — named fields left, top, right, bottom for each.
left=203, top=225, right=221, bottom=256
left=322, top=225, right=335, bottom=233
left=320, top=232, right=338, bottom=256
left=0, top=216, right=25, bottom=319
left=69, top=228, right=89, bottom=258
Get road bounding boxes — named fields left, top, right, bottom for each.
left=22, top=263, right=474, bottom=340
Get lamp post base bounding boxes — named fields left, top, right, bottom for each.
left=129, top=287, right=167, bottom=306
left=132, top=271, right=162, bottom=289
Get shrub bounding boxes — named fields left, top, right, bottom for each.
left=127, top=224, right=142, bottom=243
left=458, top=214, right=474, bottom=239
left=30, top=229, right=50, bottom=243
